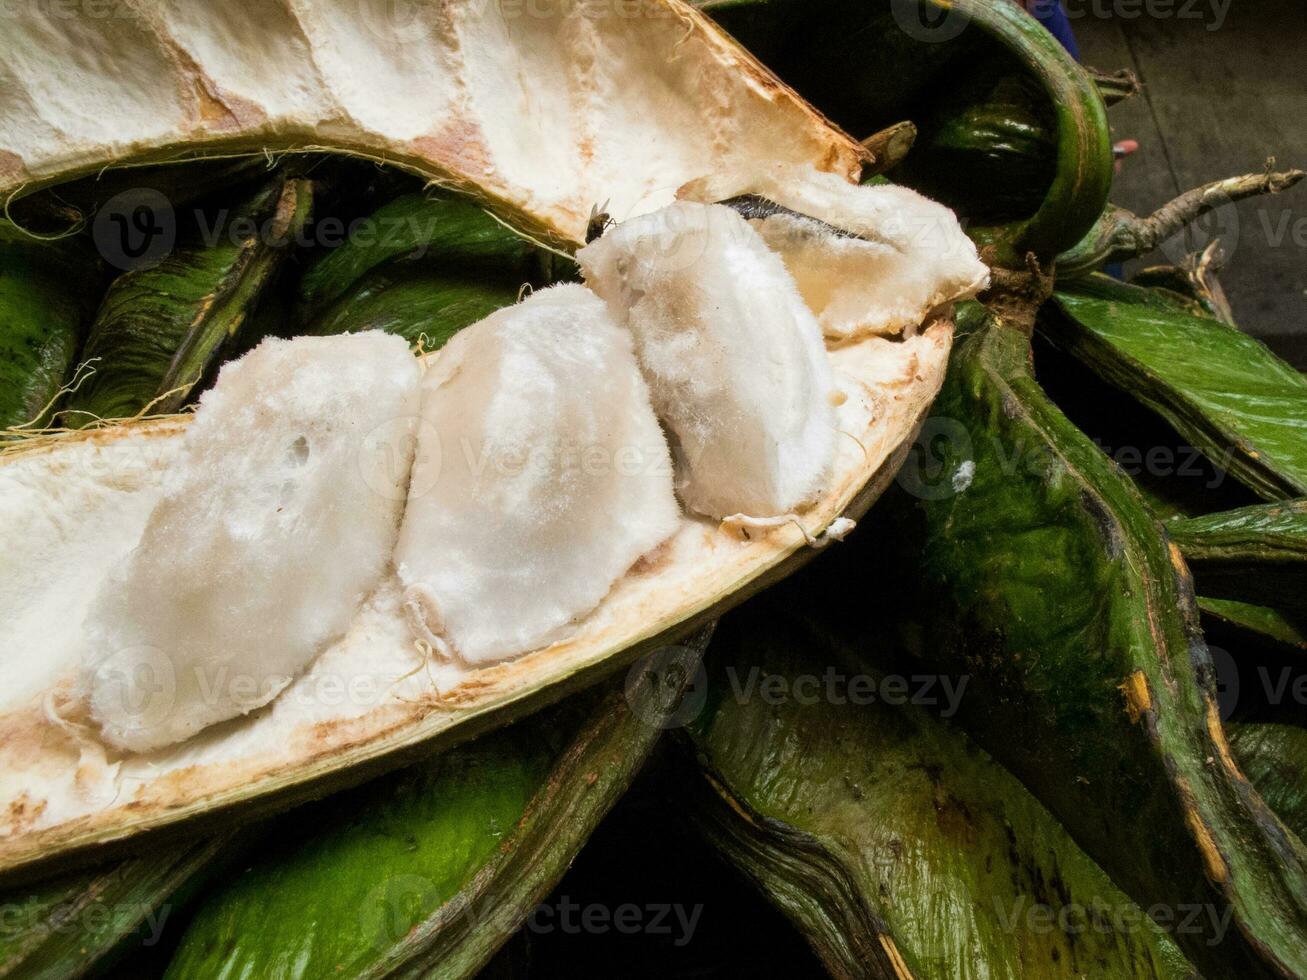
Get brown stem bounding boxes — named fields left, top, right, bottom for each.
left=980, top=251, right=1053, bottom=338
left=1058, top=161, right=1306, bottom=275
left=1187, top=240, right=1236, bottom=325
left=1087, top=66, right=1142, bottom=107
left=1127, top=164, right=1305, bottom=254
left=860, top=121, right=917, bottom=175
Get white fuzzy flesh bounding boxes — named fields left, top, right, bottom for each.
left=0, top=0, right=864, bottom=245
left=79, top=333, right=421, bottom=752
left=578, top=202, right=837, bottom=520
left=679, top=165, right=991, bottom=339
left=0, top=322, right=952, bottom=867
left=395, top=284, right=680, bottom=665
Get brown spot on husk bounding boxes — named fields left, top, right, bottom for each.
left=1175, top=775, right=1229, bottom=885
left=1205, top=700, right=1247, bottom=783
left=0, top=150, right=25, bottom=184
left=630, top=539, right=674, bottom=575
left=1119, top=670, right=1153, bottom=724
left=7, top=795, right=47, bottom=835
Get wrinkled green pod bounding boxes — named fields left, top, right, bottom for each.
left=848, top=311, right=1307, bottom=976
left=308, top=263, right=519, bottom=348
left=1048, top=276, right=1307, bottom=500
left=0, top=225, right=99, bottom=431
left=1200, top=599, right=1307, bottom=657
left=165, top=633, right=708, bottom=979
left=684, top=593, right=1193, bottom=979
left=61, top=176, right=312, bottom=424
left=0, top=834, right=233, bottom=979
left=296, top=192, right=545, bottom=324
left=1170, top=501, right=1307, bottom=618
left=1229, top=724, right=1307, bottom=844
left=892, top=62, right=1056, bottom=226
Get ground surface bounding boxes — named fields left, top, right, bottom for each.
left=1076, top=0, right=1307, bottom=365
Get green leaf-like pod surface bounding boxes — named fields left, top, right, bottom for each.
left=838, top=314, right=1307, bottom=976
left=166, top=724, right=552, bottom=979
left=308, top=264, right=519, bottom=348
left=1229, top=723, right=1307, bottom=844
left=60, top=177, right=310, bottom=425
left=686, top=599, right=1193, bottom=979
left=0, top=226, right=98, bottom=430
left=0, top=835, right=229, bottom=979
left=296, top=192, right=539, bottom=323
left=1199, top=598, right=1307, bottom=655
left=164, top=635, right=707, bottom=980
left=1051, top=276, right=1307, bottom=501
left=1171, top=501, right=1307, bottom=617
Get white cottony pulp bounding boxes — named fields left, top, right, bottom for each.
left=679, top=165, right=991, bottom=340
left=394, top=284, right=680, bottom=665
left=65, top=171, right=982, bottom=753
left=81, top=333, right=422, bottom=752
left=577, top=201, right=838, bottom=520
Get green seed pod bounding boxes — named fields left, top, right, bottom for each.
left=166, top=634, right=708, bottom=980
left=1170, top=501, right=1307, bottom=619
left=1048, top=276, right=1307, bottom=501
left=1199, top=598, right=1307, bottom=656
left=0, top=834, right=235, bottom=979
left=850, top=310, right=1307, bottom=976
left=0, top=225, right=100, bottom=431
left=685, top=593, right=1193, bottom=978
left=296, top=192, right=546, bottom=325
left=308, top=262, right=520, bottom=349
left=60, top=176, right=312, bottom=424
left=1228, top=724, right=1307, bottom=843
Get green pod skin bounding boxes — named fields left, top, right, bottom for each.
left=164, top=632, right=709, bottom=980
left=2, top=158, right=268, bottom=238
left=703, top=0, right=1113, bottom=265
left=1169, top=502, right=1307, bottom=619
left=1048, top=276, right=1307, bottom=501
left=307, top=261, right=520, bottom=348
left=1033, top=308, right=1260, bottom=523
left=894, top=60, right=1057, bottom=226
left=1228, top=724, right=1307, bottom=844
left=848, top=312, right=1307, bottom=976
left=684, top=598, right=1194, bottom=979
left=0, top=835, right=233, bottom=979
left=1200, top=599, right=1307, bottom=657
left=295, top=192, right=543, bottom=323
left=60, top=176, right=312, bottom=425
left=0, top=226, right=100, bottom=430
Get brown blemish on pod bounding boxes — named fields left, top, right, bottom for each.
left=1119, top=670, right=1152, bottom=724
left=1205, top=700, right=1248, bottom=783
left=1175, top=775, right=1230, bottom=885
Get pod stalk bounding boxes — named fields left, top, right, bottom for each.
left=1058, top=163, right=1306, bottom=276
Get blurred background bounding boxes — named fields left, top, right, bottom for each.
left=1076, top=0, right=1307, bottom=365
